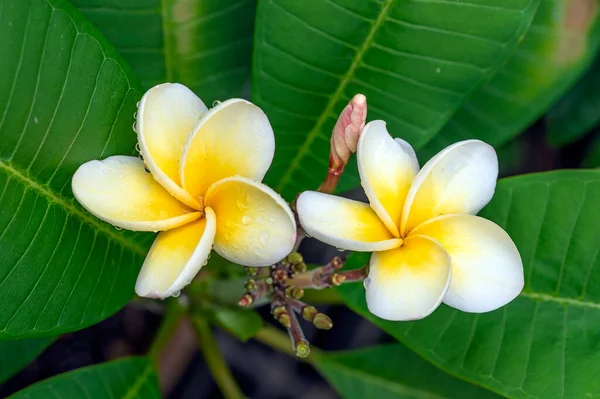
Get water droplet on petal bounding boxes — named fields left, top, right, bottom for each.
left=225, top=233, right=233, bottom=241
left=241, top=216, right=252, bottom=225
left=132, top=122, right=137, bottom=132
left=236, top=199, right=247, bottom=210
left=259, top=232, right=270, bottom=245
left=133, top=111, right=138, bottom=120
left=212, top=100, right=221, bottom=107
left=363, top=277, right=371, bottom=289
left=135, top=143, right=141, bottom=153
left=337, top=248, right=345, bottom=252
left=136, top=101, right=140, bottom=108
left=172, top=290, right=181, bottom=298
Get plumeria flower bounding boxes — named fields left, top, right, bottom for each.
left=72, top=83, right=296, bottom=299
left=297, top=121, right=523, bottom=321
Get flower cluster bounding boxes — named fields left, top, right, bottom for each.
left=72, top=82, right=523, bottom=334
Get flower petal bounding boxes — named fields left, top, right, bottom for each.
left=296, top=191, right=402, bottom=252
left=135, top=208, right=216, bottom=299
left=205, top=176, right=295, bottom=266
left=137, top=83, right=207, bottom=209
left=358, top=120, right=419, bottom=236
left=366, top=235, right=451, bottom=321
left=411, top=214, right=524, bottom=312
left=400, top=140, right=498, bottom=235
left=180, top=99, right=275, bottom=199
left=72, top=156, right=201, bottom=231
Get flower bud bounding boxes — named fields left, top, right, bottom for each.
left=330, top=93, right=367, bottom=171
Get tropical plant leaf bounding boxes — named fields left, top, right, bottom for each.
left=72, top=0, right=257, bottom=104
left=8, top=357, right=160, bottom=398
left=0, top=0, right=150, bottom=338
left=315, top=344, right=502, bottom=399
left=547, top=52, right=600, bottom=147
left=0, top=337, right=54, bottom=383
left=209, top=307, right=263, bottom=342
left=418, top=0, right=600, bottom=161
left=339, top=170, right=600, bottom=399
left=253, top=0, right=541, bottom=200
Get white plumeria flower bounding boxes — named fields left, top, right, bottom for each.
left=72, top=83, right=296, bottom=299
left=297, top=121, right=524, bottom=321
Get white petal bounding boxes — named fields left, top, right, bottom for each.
left=204, top=176, right=295, bottom=266
left=137, top=83, right=207, bottom=209
left=411, top=214, right=524, bottom=312
left=297, top=191, right=402, bottom=252
left=135, top=208, right=216, bottom=299
left=72, top=156, right=201, bottom=231
left=180, top=99, right=275, bottom=199
left=401, top=140, right=498, bottom=235
left=366, top=235, right=451, bottom=321
left=357, top=120, right=419, bottom=237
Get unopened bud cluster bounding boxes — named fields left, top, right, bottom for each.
left=238, top=252, right=340, bottom=358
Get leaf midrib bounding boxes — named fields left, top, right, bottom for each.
left=122, top=362, right=153, bottom=399
left=520, top=291, right=600, bottom=310
left=0, top=160, right=146, bottom=258
left=274, top=0, right=395, bottom=193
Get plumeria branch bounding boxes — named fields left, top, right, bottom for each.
left=237, top=252, right=366, bottom=357
left=237, top=94, right=370, bottom=357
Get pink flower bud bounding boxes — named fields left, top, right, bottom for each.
left=329, top=94, right=367, bottom=171
left=317, top=94, right=367, bottom=194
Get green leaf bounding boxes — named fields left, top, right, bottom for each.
left=339, top=170, right=600, bottom=399
left=0, top=337, right=54, bottom=383
left=253, top=0, right=540, bottom=199
left=210, top=306, right=263, bottom=342
left=315, top=344, right=502, bottom=399
left=72, top=0, right=257, bottom=104
left=0, top=0, right=149, bottom=338
left=8, top=357, right=160, bottom=398
left=418, top=0, right=600, bottom=161
left=547, top=52, right=600, bottom=146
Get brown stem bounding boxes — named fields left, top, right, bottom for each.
left=339, top=265, right=369, bottom=282
left=317, top=160, right=344, bottom=194
left=286, top=304, right=310, bottom=357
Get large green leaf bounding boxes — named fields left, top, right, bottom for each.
left=547, top=52, right=600, bottom=146
left=9, top=357, right=160, bottom=398
left=315, top=344, right=502, bottom=399
left=72, top=0, right=257, bottom=104
left=339, top=170, right=600, bottom=399
left=0, top=0, right=149, bottom=338
left=419, top=0, right=600, bottom=161
left=253, top=0, right=541, bottom=199
left=0, top=337, right=54, bottom=383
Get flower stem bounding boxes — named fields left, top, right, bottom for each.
left=191, top=316, right=244, bottom=399
left=339, top=265, right=369, bottom=281
left=149, top=298, right=186, bottom=368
